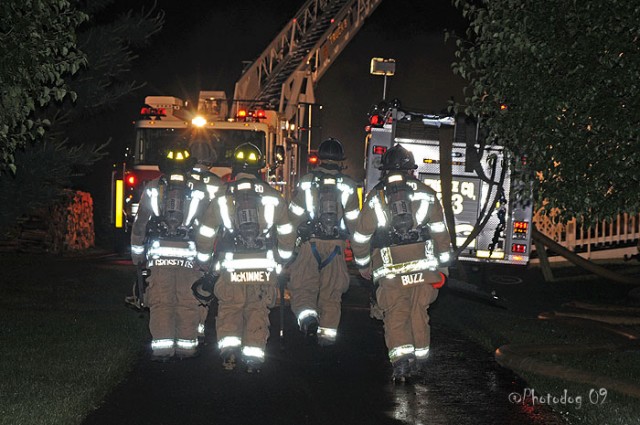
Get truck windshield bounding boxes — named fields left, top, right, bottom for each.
left=187, top=128, right=267, bottom=167
left=134, top=128, right=266, bottom=167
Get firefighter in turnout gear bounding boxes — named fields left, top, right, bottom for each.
left=130, top=145, right=213, bottom=362
left=196, top=143, right=295, bottom=373
left=287, top=138, right=360, bottom=346
left=351, top=144, right=453, bottom=382
left=188, top=138, right=225, bottom=342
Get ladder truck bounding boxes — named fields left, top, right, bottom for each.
left=110, top=0, right=384, bottom=249
left=363, top=101, right=534, bottom=266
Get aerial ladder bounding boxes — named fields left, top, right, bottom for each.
left=233, top=0, right=383, bottom=122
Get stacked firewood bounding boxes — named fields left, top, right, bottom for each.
left=0, top=190, right=95, bottom=254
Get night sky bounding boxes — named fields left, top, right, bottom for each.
left=90, top=0, right=467, bottom=203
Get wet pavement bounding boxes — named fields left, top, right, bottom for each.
left=82, top=273, right=565, bottom=425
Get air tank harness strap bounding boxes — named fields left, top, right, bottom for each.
left=310, top=241, right=341, bottom=271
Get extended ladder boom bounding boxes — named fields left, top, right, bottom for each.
left=233, top=0, right=383, bottom=121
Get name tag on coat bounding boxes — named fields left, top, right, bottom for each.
left=400, top=272, right=425, bottom=286
left=227, top=270, right=277, bottom=285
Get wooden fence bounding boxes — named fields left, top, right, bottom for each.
left=533, top=210, right=640, bottom=260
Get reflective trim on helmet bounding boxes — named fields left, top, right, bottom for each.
left=297, top=309, right=318, bottom=325
left=277, top=223, right=294, bottom=235
left=148, top=187, right=160, bottom=217
left=387, top=174, right=404, bottom=183
left=415, top=346, right=430, bottom=360
left=429, top=221, right=447, bottom=233
left=344, top=208, right=359, bottom=221
left=197, top=252, right=211, bottom=263
left=131, top=245, right=145, bottom=255
left=353, top=231, right=372, bottom=243
left=151, top=339, right=175, bottom=349
left=237, top=182, right=252, bottom=191
left=169, top=174, right=185, bottom=182
left=199, top=224, right=216, bottom=238
left=289, top=202, right=305, bottom=216
left=218, top=197, right=233, bottom=230
left=355, top=255, right=371, bottom=267
left=218, top=336, right=242, bottom=349
left=389, top=344, right=415, bottom=362
left=242, top=346, right=265, bottom=359
left=176, top=339, right=198, bottom=350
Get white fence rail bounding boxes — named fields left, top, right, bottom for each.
left=533, top=211, right=640, bottom=260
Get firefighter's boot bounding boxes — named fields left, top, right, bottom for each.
left=300, top=316, right=319, bottom=337
left=244, top=356, right=264, bottom=374
left=221, top=348, right=239, bottom=371
left=392, top=354, right=415, bottom=383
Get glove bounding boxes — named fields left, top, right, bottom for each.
left=131, top=254, right=145, bottom=266
left=431, top=272, right=447, bottom=289
left=359, top=267, right=372, bottom=280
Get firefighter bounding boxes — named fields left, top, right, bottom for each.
left=196, top=143, right=296, bottom=373
left=351, top=144, right=453, bottom=382
left=188, top=139, right=225, bottom=343
left=130, top=145, right=214, bottom=362
left=287, top=138, right=360, bottom=346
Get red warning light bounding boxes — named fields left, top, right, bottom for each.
left=511, top=244, right=527, bottom=254
left=126, top=175, right=136, bottom=186
left=308, top=153, right=319, bottom=165
left=500, top=103, right=508, bottom=111
left=373, top=146, right=387, bottom=155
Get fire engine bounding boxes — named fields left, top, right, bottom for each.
left=110, top=0, right=384, bottom=248
left=363, top=101, right=533, bottom=265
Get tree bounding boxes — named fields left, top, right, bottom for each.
left=0, top=0, right=87, bottom=175
left=0, top=0, right=164, bottom=237
left=449, top=0, right=640, bottom=223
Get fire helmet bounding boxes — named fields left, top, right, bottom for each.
left=378, top=144, right=417, bottom=171
left=191, top=273, right=217, bottom=303
left=159, top=144, right=195, bottom=174
left=232, top=143, right=265, bottom=175
left=317, top=138, right=345, bottom=161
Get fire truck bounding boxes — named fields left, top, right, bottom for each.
left=110, top=0, right=384, bottom=247
left=363, top=101, right=533, bottom=265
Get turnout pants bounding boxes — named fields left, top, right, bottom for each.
left=147, top=265, right=202, bottom=356
left=289, top=239, right=350, bottom=332
left=214, top=275, right=278, bottom=353
left=376, top=277, right=439, bottom=361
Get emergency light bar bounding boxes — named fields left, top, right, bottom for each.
left=235, top=109, right=267, bottom=122
left=140, top=106, right=167, bottom=118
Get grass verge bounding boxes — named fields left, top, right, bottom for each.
left=0, top=252, right=148, bottom=425
left=432, top=262, right=640, bottom=425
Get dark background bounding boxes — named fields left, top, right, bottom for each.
left=84, top=0, right=467, bottom=240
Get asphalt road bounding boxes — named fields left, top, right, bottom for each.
left=82, top=270, right=565, bottom=425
